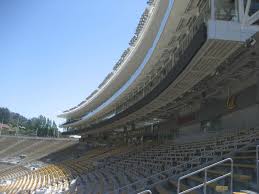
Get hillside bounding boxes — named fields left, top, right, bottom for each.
left=0, top=107, right=59, bottom=137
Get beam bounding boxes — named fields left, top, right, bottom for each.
left=238, top=0, right=245, bottom=24
left=244, top=0, right=251, bottom=18
left=211, top=0, right=215, bottom=21
left=180, top=8, right=199, bottom=20
left=247, top=10, right=259, bottom=25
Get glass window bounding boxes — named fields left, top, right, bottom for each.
left=213, top=0, right=239, bottom=21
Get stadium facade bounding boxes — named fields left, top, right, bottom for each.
left=1, top=0, right=259, bottom=193
left=59, top=0, right=259, bottom=141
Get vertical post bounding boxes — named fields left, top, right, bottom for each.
left=211, top=0, right=215, bottom=20
left=0, top=118, right=3, bottom=136
left=124, top=126, right=128, bottom=144
left=256, top=146, right=259, bottom=186
left=16, top=116, right=19, bottom=136
left=143, top=83, right=146, bottom=97
left=204, top=169, right=207, bottom=194
left=238, top=0, right=245, bottom=23
left=230, top=159, right=233, bottom=194
left=244, top=0, right=251, bottom=18
left=235, top=0, right=239, bottom=22
left=177, top=179, right=181, bottom=194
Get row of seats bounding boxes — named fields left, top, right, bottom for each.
left=0, top=137, right=77, bottom=163
left=0, top=146, right=132, bottom=193
left=1, top=164, right=73, bottom=193
left=0, top=136, right=78, bottom=180
left=155, top=144, right=258, bottom=194
left=0, top=128, right=258, bottom=193
left=82, top=128, right=259, bottom=193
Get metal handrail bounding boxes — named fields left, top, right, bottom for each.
left=256, top=145, right=259, bottom=185
left=137, top=190, right=152, bottom=194
left=113, top=0, right=210, bottom=116
left=62, top=0, right=211, bottom=127
left=111, top=150, right=216, bottom=193
left=177, top=158, right=233, bottom=194
left=110, top=128, right=256, bottom=193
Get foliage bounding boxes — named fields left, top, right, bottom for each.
left=0, top=107, right=59, bottom=137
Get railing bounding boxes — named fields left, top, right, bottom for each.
left=113, top=0, right=210, bottom=116
left=110, top=148, right=217, bottom=193
left=62, top=0, right=211, bottom=126
left=81, top=0, right=210, bottom=126
left=177, top=158, right=233, bottom=194
left=111, top=149, right=231, bottom=193
left=110, top=128, right=257, bottom=194
left=63, top=0, right=158, bottom=113
left=256, top=145, right=259, bottom=185
left=137, top=190, right=152, bottom=194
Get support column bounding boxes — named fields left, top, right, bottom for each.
left=199, top=93, right=209, bottom=133
left=255, top=73, right=259, bottom=129
left=211, top=0, right=215, bottom=20
left=123, top=126, right=128, bottom=144
left=131, top=122, right=135, bottom=131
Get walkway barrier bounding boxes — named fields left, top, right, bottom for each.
left=137, top=190, right=152, bottom=194
left=256, top=145, right=259, bottom=185
left=177, top=158, right=233, bottom=194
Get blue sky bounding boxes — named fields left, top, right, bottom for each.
left=0, top=0, right=147, bottom=125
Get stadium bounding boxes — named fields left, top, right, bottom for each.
left=1, top=0, right=259, bottom=193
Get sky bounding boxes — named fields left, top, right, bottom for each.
left=0, top=0, right=147, bottom=126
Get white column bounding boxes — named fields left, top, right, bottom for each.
left=238, top=0, right=245, bottom=23
left=211, top=0, right=215, bottom=20
left=244, top=0, right=251, bottom=18
left=248, top=10, right=259, bottom=25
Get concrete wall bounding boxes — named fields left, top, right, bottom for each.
left=220, top=104, right=259, bottom=130
left=176, top=84, right=259, bottom=136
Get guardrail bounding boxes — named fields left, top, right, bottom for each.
left=256, top=145, right=259, bottom=185
left=110, top=128, right=256, bottom=194
left=63, top=0, right=158, bottom=113
left=93, top=0, right=211, bottom=124
left=177, top=158, right=233, bottom=194
left=137, top=190, right=152, bottom=194
left=113, top=0, right=210, bottom=117
left=62, top=0, right=210, bottom=126
left=110, top=150, right=216, bottom=194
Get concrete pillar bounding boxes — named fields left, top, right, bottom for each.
left=123, top=126, right=128, bottom=144
left=131, top=122, right=135, bottom=131
left=256, top=73, right=259, bottom=128
left=211, top=0, right=215, bottom=20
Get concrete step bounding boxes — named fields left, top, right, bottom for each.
left=168, top=179, right=198, bottom=194
left=155, top=185, right=171, bottom=194
left=207, top=170, right=251, bottom=183
left=220, top=163, right=256, bottom=169
left=237, top=150, right=256, bottom=153
left=187, top=176, right=218, bottom=189
left=233, top=156, right=256, bottom=160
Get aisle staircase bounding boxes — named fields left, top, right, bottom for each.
left=152, top=143, right=259, bottom=194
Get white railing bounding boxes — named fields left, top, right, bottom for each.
left=137, top=190, right=152, bottom=194
left=113, top=1, right=210, bottom=116
left=256, top=145, right=259, bottom=185
left=63, top=0, right=158, bottom=114
left=110, top=128, right=256, bottom=193
left=63, top=0, right=211, bottom=127
left=177, top=158, right=233, bottom=194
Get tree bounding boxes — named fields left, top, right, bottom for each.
left=0, top=107, right=59, bottom=137
left=0, top=108, right=11, bottom=124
